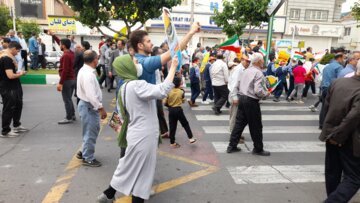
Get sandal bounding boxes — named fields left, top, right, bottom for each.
left=189, top=138, right=197, bottom=144
left=170, top=143, right=181, bottom=148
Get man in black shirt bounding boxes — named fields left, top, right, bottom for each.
left=0, top=41, right=28, bottom=137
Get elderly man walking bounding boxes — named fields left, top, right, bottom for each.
left=76, top=50, right=107, bottom=167
left=226, top=53, right=270, bottom=156
left=319, top=68, right=360, bottom=203
left=210, top=53, right=229, bottom=115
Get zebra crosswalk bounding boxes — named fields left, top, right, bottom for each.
left=183, top=88, right=325, bottom=185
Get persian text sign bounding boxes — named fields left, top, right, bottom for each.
left=48, top=16, right=76, bottom=34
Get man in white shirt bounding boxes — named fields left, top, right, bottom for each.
left=210, top=53, right=229, bottom=115
left=18, top=32, right=28, bottom=71
left=76, top=50, right=107, bottom=167
left=181, top=48, right=190, bottom=79
left=228, top=56, right=250, bottom=133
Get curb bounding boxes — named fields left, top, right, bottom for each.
left=20, top=74, right=60, bottom=85
left=20, top=74, right=191, bottom=87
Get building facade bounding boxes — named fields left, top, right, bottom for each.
left=337, top=12, right=360, bottom=51
left=282, top=0, right=344, bottom=52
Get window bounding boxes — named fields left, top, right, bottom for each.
left=344, top=27, right=351, bottom=36
left=305, top=10, right=328, bottom=21
left=289, top=9, right=300, bottom=20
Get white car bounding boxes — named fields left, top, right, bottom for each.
left=45, top=51, right=63, bottom=69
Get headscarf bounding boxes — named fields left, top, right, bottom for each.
left=113, top=54, right=137, bottom=147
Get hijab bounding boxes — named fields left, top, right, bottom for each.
left=113, top=54, right=137, bottom=147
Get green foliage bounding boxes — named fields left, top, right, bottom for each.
left=18, top=20, right=41, bottom=40
left=212, top=0, right=270, bottom=37
left=352, top=2, right=360, bottom=23
left=0, top=4, right=12, bottom=35
left=64, top=0, right=181, bottom=37
left=320, top=53, right=335, bottom=65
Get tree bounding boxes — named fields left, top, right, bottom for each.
left=0, top=4, right=13, bottom=35
left=352, top=1, right=360, bottom=23
left=63, top=0, right=181, bottom=38
left=18, top=20, right=41, bottom=40
left=212, top=0, right=270, bottom=39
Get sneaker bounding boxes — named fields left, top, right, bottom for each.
left=226, top=146, right=241, bottom=153
left=72, top=116, right=76, bottom=121
left=189, top=138, right=197, bottom=144
left=298, top=100, right=304, bottom=104
left=212, top=106, right=221, bottom=115
left=76, top=151, right=82, bottom=159
left=252, top=149, right=271, bottom=156
left=201, top=100, right=210, bottom=104
left=82, top=159, right=102, bottom=167
left=58, top=118, right=73, bottom=125
left=311, top=107, right=318, bottom=112
left=0, top=130, right=20, bottom=138
left=273, top=98, right=280, bottom=102
left=13, top=125, right=29, bottom=133
left=96, top=193, right=115, bottom=203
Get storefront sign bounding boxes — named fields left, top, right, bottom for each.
left=48, top=16, right=76, bottom=34
left=288, top=24, right=342, bottom=37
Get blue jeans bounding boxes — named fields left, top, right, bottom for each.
left=78, top=100, right=100, bottom=161
left=202, top=80, right=213, bottom=101
left=190, top=82, right=200, bottom=103
left=30, top=52, right=38, bottom=69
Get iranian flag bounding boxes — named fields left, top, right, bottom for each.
left=218, top=36, right=241, bottom=53
left=259, top=48, right=267, bottom=56
left=293, top=51, right=305, bottom=59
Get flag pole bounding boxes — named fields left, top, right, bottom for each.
left=265, top=14, right=274, bottom=65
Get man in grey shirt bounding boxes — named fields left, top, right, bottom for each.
left=226, top=53, right=270, bottom=156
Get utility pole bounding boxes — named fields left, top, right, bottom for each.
left=11, top=6, right=16, bottom=31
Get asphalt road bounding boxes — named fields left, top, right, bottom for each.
left=0, top=85, right=359, bottom=203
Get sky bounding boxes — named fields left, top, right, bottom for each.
left=342, top=0, right=358, bottom=12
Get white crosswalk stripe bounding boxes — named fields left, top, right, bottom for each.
left=196, top=115, right=318, bottom=121
left=212, top=141, right=325, bottom=153
left=181, top=95, right=325, bottom=185
left=191, top=105, right=311, bottom=112
left=227, top=165, right=324, bottom=184
left=203, top=126, right=320, bottom=134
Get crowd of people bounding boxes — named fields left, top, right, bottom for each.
left=1, top=24, right=360, bottom=202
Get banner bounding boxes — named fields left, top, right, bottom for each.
left=48, top=16, right=76, bottom=34
left=163, top=7, right=182, bottom=71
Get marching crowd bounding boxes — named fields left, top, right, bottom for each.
left=1, top=22, right=360, bottom=202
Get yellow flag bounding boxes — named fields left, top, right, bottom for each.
left=200, top=52, right=210, bottom=73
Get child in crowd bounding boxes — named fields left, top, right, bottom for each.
left=164, top=77, right=197, bottom=148
left=288, top=59, right=306, bottom=103
left=188, top=57, right=200, bottom=107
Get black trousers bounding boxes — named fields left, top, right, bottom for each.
left=156, top=99, right=168, bottom=134
left=325, top=142, right=360, bottom=203
left=319, top=87, right=328, bottom=129
left=0, top=87, right=23, bottom=135
left=168, top=107, right=193, bottom=144
left=38, top=55, right=46, bottom=69
left=287, top=75, right=294, bottom=99
left=229, top=95, right=263, bottom=151
left=62, top=80, right=76, bottom=120
left=302, top=80, right=316, bottom=97
left=213, top=85, right=229, bottom=111
left=20, top=50, right=28, bottom=71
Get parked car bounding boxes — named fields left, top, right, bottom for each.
left=27, top=51, right=63, bottom=69
left=45, top=51, right=62, bottom=69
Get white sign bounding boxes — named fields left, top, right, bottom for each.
left=288, top=23, right=342, bottom=37
left=267, top=0, right=286, bottom=16
left=276, top=39, right=299, bottom=48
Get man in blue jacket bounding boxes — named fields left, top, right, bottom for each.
left=28, top=32, right=39, bottom=70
